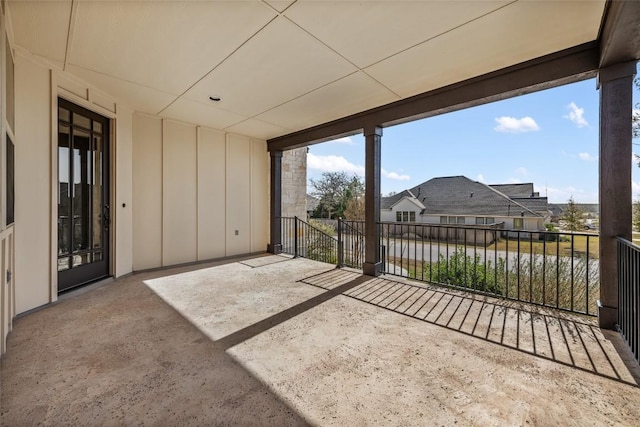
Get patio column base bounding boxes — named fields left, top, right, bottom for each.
left=363, top=261, right=382, bottom=277
left=597, top=301, right=617, bottom=330
left=267, top=243, right=282, bottom=254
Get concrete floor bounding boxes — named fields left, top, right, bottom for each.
left=2, top=254, right=640, bottom=426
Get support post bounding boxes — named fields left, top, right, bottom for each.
left=363, top=125, right=383, bottom=276
left=268, top=150, right=283, bottom=254
left=597, top=61, right=636, bottom=329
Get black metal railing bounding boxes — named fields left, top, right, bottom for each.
left=280, top=218, right=599, bottom=316
left=338, top=219, right=365, bottom=269
left=280, top=217, right=338, bottom=264
left=617, top=237, right=639, bottom=364
left=378, top=222, right=599, bottom=316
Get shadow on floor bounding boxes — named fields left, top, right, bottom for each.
left=299, top=268, right=640, bottom=387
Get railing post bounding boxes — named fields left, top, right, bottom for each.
left=294, top=216, right=299, bottom=258
left=337, top=218, right=344, bottom=267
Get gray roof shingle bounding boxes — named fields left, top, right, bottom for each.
left=489, top=183, right=535, bottom=198
left=406, top=176, right=542, bottom=217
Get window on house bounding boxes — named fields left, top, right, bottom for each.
left=396, top=211, right=416, bottom=222
left=457, top=217, right=465, bottom=224
left=476, top=217, right=485, bottom=225
left=486, top=217, right=495, bottom=224
left=513, top=218, right=523, bottom=230
left=440, top=216, right=447, bottom=224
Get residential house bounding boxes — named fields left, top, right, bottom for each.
left=381, top=176, right=547, bottom=231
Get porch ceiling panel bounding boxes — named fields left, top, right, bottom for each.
left=180, top=16, right=357, bottom=118
left=8, top=0, right=611, bottom=141
left=8, top=0, right=72, bottom=67
left=225, top=118, right=292, bottom=141
left=365, top=0, right=605, bottom=98
left=64, top=64, right=177, bottom=114
left=159, top=97, right=249, bottom=132
left=283, top=0, right=511, bottom=69
left=66, top=0, right=277, bottom=96
left=256, top=71, right=400, bottom=131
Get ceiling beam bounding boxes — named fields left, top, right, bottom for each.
left=267, top=42, right=599, bottom=151
left=599, top=0, right=640, bottom=68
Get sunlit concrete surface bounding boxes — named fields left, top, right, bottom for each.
left=2, top=254, right=640, bottom=426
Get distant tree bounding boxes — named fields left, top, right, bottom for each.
left=633, top=200, right=640, bottom=232
left=310, top=172, right=364, bottom=219
left=562, top=196, right=585, bottom=231
left=343, top=194, right=365, bottom=220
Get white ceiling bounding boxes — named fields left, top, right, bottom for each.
left=8, top=0, right=606, bottom=140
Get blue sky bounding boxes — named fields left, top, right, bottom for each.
left=307, top=66, right=640, bottom=204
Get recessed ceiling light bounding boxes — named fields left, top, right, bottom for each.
left=209, top=96, right=221, bottom=102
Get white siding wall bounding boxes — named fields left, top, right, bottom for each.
left=132, top=114, right=268, bottom=271
left=14, top=54, right=50, bottom=314
left=13, top=53, right=136, bottom=315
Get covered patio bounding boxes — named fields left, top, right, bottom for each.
left=2, top=254, right=639, bottom=426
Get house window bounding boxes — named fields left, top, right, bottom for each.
left=445, top=216, right=465, bottom=224
left=486, top=217, right=495, bottom=224
left=396, top=211, right=416, bottom=222
left=513, top=218, right=523, bottom=230
left=476, top=217, right=485, bottom=225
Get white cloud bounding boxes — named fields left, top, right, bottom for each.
left=564, top=102, right=589, bottom=127
left=545, top=186, right=597, bottom=203
left=633, top=180, right=640, bottom=198
left=494, top=116, right=540, bottom=133
left=515, top=167, right=528, bottom=176
left=476, top=174, right=485, bottom=183
left=307, top=153, right=364, bottom=175
left=578, top=152, right=596, bottom=161
left=326, top=136, right=354, bottom=144
left=382, top=168, right=410, bottom=181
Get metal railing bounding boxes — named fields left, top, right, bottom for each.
left=279, top=218, right=599, bottom=316
left=617, top=237, right=639, bottom=364
left=338, top=219, right=365, bottom=269
left=280, top=217, right=338, bottom=264
left=378, top=222, right=599, bottom=316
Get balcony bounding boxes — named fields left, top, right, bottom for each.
left=2, top=253, right=639, bottom=425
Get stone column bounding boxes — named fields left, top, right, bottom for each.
left=363, top=125, right=382, bottom=276
left=597, top=60, right=636, bottom=329
left=268, top=150, right=283, bottom=254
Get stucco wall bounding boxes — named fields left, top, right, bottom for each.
left=281, top=147, right=307, bottom=219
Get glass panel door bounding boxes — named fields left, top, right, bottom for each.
left=57, top=99, right=110, bottom=292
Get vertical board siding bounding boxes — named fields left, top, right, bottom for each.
left=132, top=114, right=163, bottom=270
left=251, top=139, right=268, bottom=252
left=197, top=127, right=226, bottom=260
left=132, top=116, right=268, bottom=270
left=14, top=56, right=50, bottom=313
left=162, top=120, right=197, bottom=266
left=226, top=134, right=252, bottom=256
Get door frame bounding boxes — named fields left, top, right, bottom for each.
left=51, top=78, right=118, bottom=299
left=56, top=97, right=111, bottom=292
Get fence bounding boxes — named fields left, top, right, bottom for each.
left=280, top=218, right=599, bottom=316
left=280, top=217, right=338, bottom=264
left=617, top=237, right=639, bottom=364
